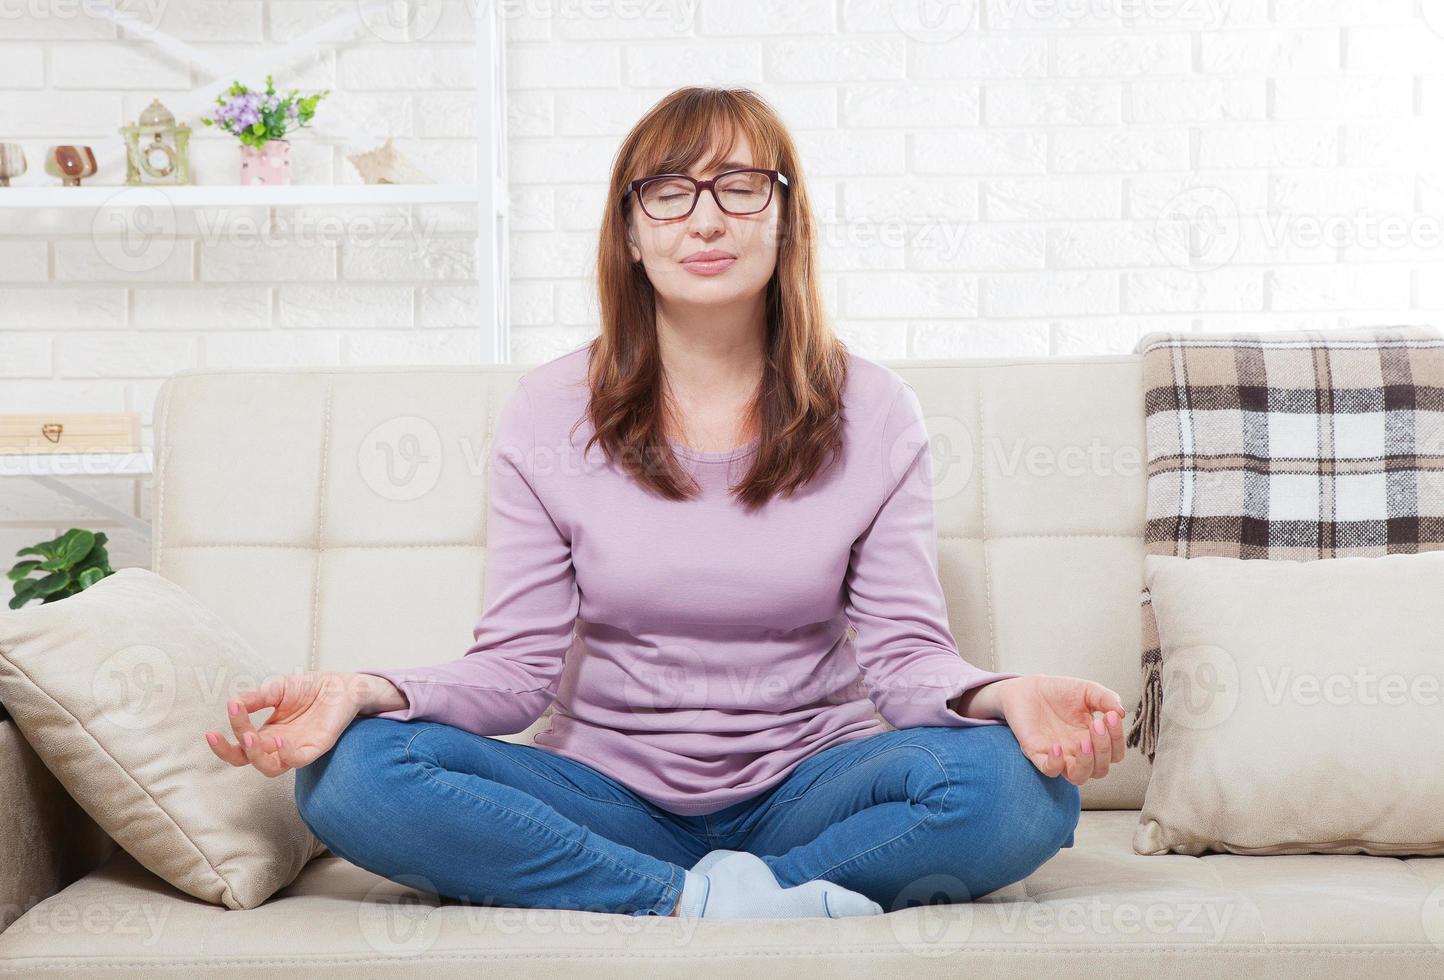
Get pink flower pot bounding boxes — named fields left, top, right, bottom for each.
left=239, top=140, right=292, bottom=186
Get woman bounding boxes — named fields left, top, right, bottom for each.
left=204, top=86, right=1127, bottom=920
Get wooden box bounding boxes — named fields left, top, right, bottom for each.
left=0, top=413, right=141, bottom=454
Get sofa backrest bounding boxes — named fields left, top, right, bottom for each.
left=151, top=355, right=1150, bottom=809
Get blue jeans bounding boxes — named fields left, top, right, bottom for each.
left=293, top=716, right=1080, bottom=917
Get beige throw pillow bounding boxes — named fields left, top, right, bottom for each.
left=0, top=567, right=324, bottom=909
left=1134, top=551, right=1444, bottom=857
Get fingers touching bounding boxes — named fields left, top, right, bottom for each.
left=1028, top=707, right=1128, bottom=786
left=1085, top=683, right=1126, bottom=716
left=205, top=728, right=248, bottom=767
left=205, top=695, right=290, bottom=777
left=1065, top=734, right=1096, bottom=784
left=1103, top=708, right=1126, bottom=763
left=1031, top=743, right=1062, bottom=778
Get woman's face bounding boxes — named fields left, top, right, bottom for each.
left=624, top=135, right=783, bottom=312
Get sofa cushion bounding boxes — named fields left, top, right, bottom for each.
left=1136, top=551, right=1444, bottom=857
left=2, top=809, right=1442, bottom=978
left=0, top=567, right=324, bottom=911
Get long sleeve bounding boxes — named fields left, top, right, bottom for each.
left=355, top=378, right=580, bottom=735
left=845, top=381, right=1021, bottom=730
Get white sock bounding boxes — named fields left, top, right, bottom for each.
left=674, top=850, right=883, bottom=919
left=689, top=848, right=732, bottom=875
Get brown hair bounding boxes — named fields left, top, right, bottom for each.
left=579, top=85, right=850, bottom=510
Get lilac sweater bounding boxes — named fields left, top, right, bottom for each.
left=358, top=346, right=1020, bottom=816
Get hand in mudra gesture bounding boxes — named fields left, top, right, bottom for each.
left=203, top=671, right=363, bottom=777
left=970, top=675, right=1128, bottom=786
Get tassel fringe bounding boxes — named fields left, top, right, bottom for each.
left=1125, top=647, right=1160, bottom=765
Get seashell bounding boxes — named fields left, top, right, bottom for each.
left=347, top=138, right=434, bottom=185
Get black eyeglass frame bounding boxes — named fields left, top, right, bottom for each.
left=622, top=168, right=789, bottom=220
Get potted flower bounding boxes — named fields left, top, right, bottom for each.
left=200, top=75, right=329, bottom=186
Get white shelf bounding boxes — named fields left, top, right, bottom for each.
left=1, top=451, right=152, bottom=477
left=0, top=184, right=482, bottom=209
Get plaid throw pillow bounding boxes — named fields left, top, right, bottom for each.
left=1125, top=325, right=1444, bottom=762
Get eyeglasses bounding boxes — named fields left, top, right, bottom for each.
left=622, top=168, right=789, bottom=220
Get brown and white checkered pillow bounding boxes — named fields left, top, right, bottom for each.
left=1126, top=325, right=1444, bottom=762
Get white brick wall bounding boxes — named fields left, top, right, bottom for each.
left=515, top=1, right=1443, bottom=358
left=3, top=0, right=1444, bottom=568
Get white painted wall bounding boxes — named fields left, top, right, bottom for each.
left=2, top=0, right=1442, bottom=568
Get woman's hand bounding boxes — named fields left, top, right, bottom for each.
left=203, top=671, right=378, bottom=777
left=965, top=675, right=1127, bottom=786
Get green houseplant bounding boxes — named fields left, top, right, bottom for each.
left=7, top=528, right=114, bottom=609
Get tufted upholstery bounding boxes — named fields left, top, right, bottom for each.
left=144, top=357, right=1152, bottom=809
left=5, top=357, right=1441, bottom=978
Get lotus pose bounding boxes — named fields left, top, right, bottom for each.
left=206, top=86, right=1127, bottom=920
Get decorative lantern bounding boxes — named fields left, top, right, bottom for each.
left=121, top=99, right=192, bottom=186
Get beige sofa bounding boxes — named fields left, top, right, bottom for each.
left=3, top=355, right=1443, bottom=978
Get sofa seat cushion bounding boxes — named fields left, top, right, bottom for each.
left=2, top=811, right=1443, bottom=979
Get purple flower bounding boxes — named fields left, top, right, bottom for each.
left=206, top=80, right=324, bottom=143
